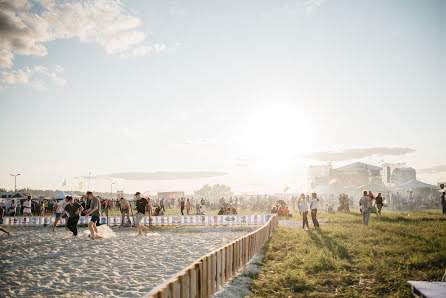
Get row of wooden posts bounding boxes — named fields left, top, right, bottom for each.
left=145, top=215, right=279, bottom=298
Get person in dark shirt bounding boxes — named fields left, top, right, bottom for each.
left=440, top=184, right=445, bottom=215
left=180, top=198, right=185, bottom=215
left=217, top=207, right=224, bottom=215
left=135, top=192, right=149, bottom=235
left=58, top=196, right=83, bottom=236
left=375, top=193, right=384, bottom=217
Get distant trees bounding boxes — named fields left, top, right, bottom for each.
left=194, top=184, right=233, bottom=201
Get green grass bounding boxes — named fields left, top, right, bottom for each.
left=251, top=209, right=446, bottom=297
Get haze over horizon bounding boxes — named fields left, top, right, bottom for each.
left=1, top=0, right=446, bottom=194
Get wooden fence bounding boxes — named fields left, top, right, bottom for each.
left=144, top=214, right=279, bottom=298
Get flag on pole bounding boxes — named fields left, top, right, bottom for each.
left=62, top=179, right=66, bottom=186
left=79, top=181, right=83, bottom=189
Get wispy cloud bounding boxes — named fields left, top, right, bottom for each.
left=304, top=147, right=416, bottom=162
left=417, top=165, right=446, bottom=174
left=100, top=171, right=228, bottom=181
left=0, top=65, right=66, bottom=91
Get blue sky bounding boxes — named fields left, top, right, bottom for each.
left=1, top=0, right=445, bottom=194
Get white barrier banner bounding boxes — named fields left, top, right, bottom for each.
left=1, top=214, right=273, bottom=227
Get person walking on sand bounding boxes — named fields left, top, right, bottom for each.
left=53, top=197, right=68, bottom=232
left=375, top=192, right=383, bottom=217
left=300, top=193, right=309, bottom=230
left=310, top=193, right=320, bottom=229
left=360, top=190, right=372, bottom=226
left=57, top=196, right=83, bottom=236
left=119, top=197, right=131, bottom=226
left=0, top=207, right=10, bottom=235
left=135, top=192, right=150, bottom=235
left=440, top=184, right=446, bottom=215
left=84, top=191, right=101, bottom=240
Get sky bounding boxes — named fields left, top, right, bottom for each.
left=1, top=0, right=446, bottom=195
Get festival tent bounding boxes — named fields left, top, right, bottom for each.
left=354, top=183, right=389, bottom=193
left=397, top=180, right=438, bottom=190
left=66, top=192, right=82, bottom=199
left=53, top=192, right=67, bottom=200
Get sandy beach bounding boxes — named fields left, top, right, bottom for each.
left=0, top=225, right=256, bottom=297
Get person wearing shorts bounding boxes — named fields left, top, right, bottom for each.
left=53, top=198, right=68, bottom=232
left=23, top=196, right=33, bottom=216
left=120, top=197, right=131, bottom=226
left=84, top=191, right=101, bottom=240
left=135, top=192, right=149, bottom=235
left=57, top=196, right=83, bottom=236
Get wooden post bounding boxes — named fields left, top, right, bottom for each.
left=170, top=278, right=180, bottom=298
left=216, top=250, right=221, bottom=291
left=200, top=258, right=207, bottom=298
left=228, top=243, right=233, bottom=279
left=179, top=271, right=189, bottom=298
left=189, top=264, right=197, bottom=298
left=221, top=247, right=226, bottom=285
left=207, top=254, right=212, bottom=296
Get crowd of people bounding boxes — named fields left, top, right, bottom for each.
left=1, top=186, right=445, bottom=237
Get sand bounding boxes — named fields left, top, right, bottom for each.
left=0, top=225, right=255, bottom=297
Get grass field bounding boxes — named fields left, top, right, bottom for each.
left=251, top=209, right=446, bottom=297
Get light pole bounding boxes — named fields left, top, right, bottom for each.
left=110, top=182, right=116, bottom=199
left=10, top=173, right=21, bottom=193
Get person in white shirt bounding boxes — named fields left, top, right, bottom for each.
left=300, top=194, right=309, bottom=230
left=310, top=193, right=320, bottom=228
left=23, top=196, right=32, bottom=216
left=359, top=190, right=372, bottom=226
left=53, top=198, right=68, bottom=232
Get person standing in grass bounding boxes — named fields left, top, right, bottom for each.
left=360, top=190, right=372, bottom=226
left=310, top=193, right=320, bottom=229
left=375, top=193, right=383, bottom=217
left=300, top=193, right=309, bottom=230
left=440, top=184, right=445, bottom=215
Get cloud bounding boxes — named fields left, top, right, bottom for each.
left=304, top=0, right=325, bottom=14
left=417, top=165, right=446, bottom=174
left=235, top=157, right=256, bottom=168
left=100, top=171, right=228, bottom=181
left=0, top=65, right=66, bottom=90
left=0, top=0, right=177, bottom=90
left=304, top=147, right=416, bottom=162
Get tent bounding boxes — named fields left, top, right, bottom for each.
left=398, top=180, right=438, bottom=190
left=354, top=183, right=389, bottom=193
left=53, top=192, right=67, bottom=200
left=66, top=192, right=82, bottom=199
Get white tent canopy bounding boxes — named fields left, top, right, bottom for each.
left=66, top=192, right=82, bottom=199
left=398, top=180, right=438, bottom=189
left=52, top=192, right=67, bottom=200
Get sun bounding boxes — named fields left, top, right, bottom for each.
left=235, top=101, right=320, bottom=169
